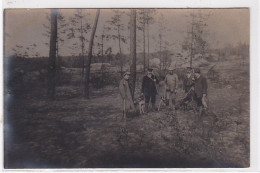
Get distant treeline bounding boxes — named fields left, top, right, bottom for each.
left=5, top=54, right=127, bottom=70
left=6, top=51, right=168, bottom=70
left=6, top=42, right=249, bottom=72
left=5, top=56, right=48, bottom=73
left=211, top=43, right=249, bottom=61
left=60, top=54, right=131, bottom=68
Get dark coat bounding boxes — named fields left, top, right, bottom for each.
left=119, top=78, right=135, bottom=111
left=141, top=75, right=159, bottom=96
left=194, top=75, right=208, bottom=98
left=183, top=76, right=194, bottom=92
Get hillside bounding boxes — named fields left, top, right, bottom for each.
left=4, top=54, right=249, bottom=168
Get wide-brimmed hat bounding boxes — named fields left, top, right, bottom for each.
left=168, top=67, right=175, bottom=71
left=123, top=71, right=131, bottom=76
left=194, top=68, right=201, bottom=74
left=186, top=67, right=192, bottom=72
left=147, top=68, right=153, bottom=73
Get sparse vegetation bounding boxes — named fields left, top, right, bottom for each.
left=4, top=9, right=249, bottom=168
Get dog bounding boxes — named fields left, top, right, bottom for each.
left=176, top=100, right=189, bottom=111
left=158, top=96, right=167, bottom=111
left=134, top=95, right=145, bottom=114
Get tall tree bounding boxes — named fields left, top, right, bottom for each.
left=107, top=10, right=126, bottom=77
left=143, top=12, right=172, bottom=73
left=68, top=10, right=91, bottom=76
left=184, top=10, right=210, bottom=67
left=95, top=24, right=110, bottom=87
left=129, top=9, right=137, bottom=98
left=47, top=9, right=58, bottom=99
left=137, top=9, right=147, bottom=73
left=189, top=14, right=194, bottom=67
left=95, top=24, right=110, bottom=63
left=162, top=42, right=171, bottom=70
left=157, top=13, right=168, bottom=72
left=84, top=9, right=100, bottom=99
left=56, top=10, right=67, bottom=68
left=145, top=9, right=156, bottom=68
left=43, top=10, right=67, bottom=67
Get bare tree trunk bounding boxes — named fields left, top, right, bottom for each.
left=47, top=9, right=58, bottom=100
left=56, top=14, right=60, bottom=69
left=56, top=40, right=60, bottom=68
left=163, top=51, right=166, bottom=70
left=118, top=25, right=123, bottom=77
left=80, top=18, right=85, bottom=77
left=147, top=23, right=150, bottom=68
left=159, top=33, right=162, bottom=72
left=190, top=23, right=194, bottom=68
left=101, top=34, right=104, bottom=88
left=84, top=9, right=100, bottom=99
left=56, top=10, right=63, bottom=70
left=56, top=39, right=60, bottom=86
left=143, top=15, right=146, bottom=74
left=130, top=9, right=136, bottom=98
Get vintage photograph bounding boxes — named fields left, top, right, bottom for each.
left=4, top=8, right=249, bottom=168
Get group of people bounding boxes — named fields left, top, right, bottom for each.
left=119, top=66, right=208, bottom=117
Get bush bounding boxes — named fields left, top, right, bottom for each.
left=90, top=72, right=121, bottom=88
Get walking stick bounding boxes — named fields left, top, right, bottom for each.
left=123, top=99, right=126, bottom=120
left=181, top=87, right=193, bottom=101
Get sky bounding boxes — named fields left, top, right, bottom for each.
left=4, top=8, right=249, bottom=57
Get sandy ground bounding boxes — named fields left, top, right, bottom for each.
left=4, top=60, right=249, bottom=168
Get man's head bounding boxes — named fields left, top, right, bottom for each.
left=147, top=68, right=153, bottom=77
left=168, top=67, right=175, bottom=75
left=194, top=68, right=201, bottom=78
left=186, top=67, right=192, bottom=77
left=123, top=72, right=131, bottom=80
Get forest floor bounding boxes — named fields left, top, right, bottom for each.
left=4, top=59, right=250, bottom=168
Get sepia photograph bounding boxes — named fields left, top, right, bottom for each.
left=3, top=8, right=250, bottom=168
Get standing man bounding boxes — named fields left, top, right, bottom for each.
left=164, top=67, right=178, bottom=110
left=119, top=72, right=135, bottom=117
left=183, top=67, right=194, bottom=93
left=181, top=67, right=195, bottom=104
left=141, top=68, right=159, bottom=112
left=193, top=68, right=208, bottom=117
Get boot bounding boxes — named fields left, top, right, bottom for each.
left=152, top=104, right=156, bottom=111
left=145, top=103, right=149, bottom=113
left=166, top=100, right=169, bottom=106
left=198, top=106, right=203, bottom=119
left=172, top=99, right=176, bottom=110
left=199, top=106, right=205, bottom=117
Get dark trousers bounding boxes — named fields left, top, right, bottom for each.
left=182, top=90, right=195, bottom=103
left=145, top=95, right=156, bottom=104
left=194, top=94, right=203, bottom=107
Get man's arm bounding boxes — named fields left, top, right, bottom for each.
left=141, top=77, right=145, bottom=94
left=155, top=75, right=159, bottom=84
left=119, top=80, right=126, bottom=99
left=174, top=75, right=179, bottom=94
left=202, top=77, right=208, bottom=96
left=165, top=75, right=168, bottom=85
left=175, top=74, right=179, bottom=90
left=183, top=78, right=186, bottom=90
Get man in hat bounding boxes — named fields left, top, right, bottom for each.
left=141, top=68, right=159, bottom=112
left=119, top=72, right=135, bottom=116
left=183, top=67, right=195, bottom=93
left=180, top=67, right=195, bottom=105
left=164, top=67, right=179, bottom=110
left=193, top=68, right=208, bottom=117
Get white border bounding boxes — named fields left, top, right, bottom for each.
left=0, top=0, right=258, bottom=9
left=1, top=0, right=259, bottom=172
